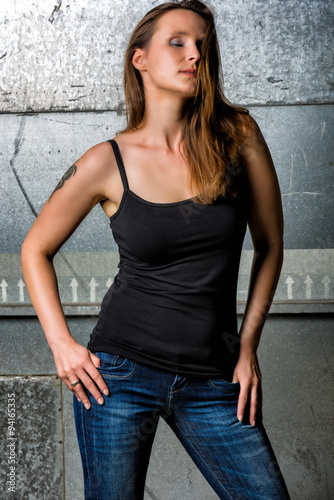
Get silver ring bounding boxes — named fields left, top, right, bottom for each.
left=71, top=379, right=81, bottom=388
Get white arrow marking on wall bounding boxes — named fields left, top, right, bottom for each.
left=17, top=279, right=25, bottom=302
left=89, top=278, right=97, bottom=302
left=106, top=278, right=112, bottom=288
left=70, top=278, right=78, bottom=302
left=305, top=275, right=313, bottom=299
left=285, top=276, right=294, bottom=300
left=322, top=275, right=330, bottom=299
left=1, top=279, right=8, bottom=302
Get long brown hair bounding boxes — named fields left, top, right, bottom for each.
left=117, top=0, right=250, bottom=204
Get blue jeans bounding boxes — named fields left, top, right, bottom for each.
left=73, top=351, right=291, bottom=500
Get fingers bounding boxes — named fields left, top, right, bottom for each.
left=86, top=350, right=110, bottom=398
left=237, top=383, right=249, bottom=424
left=70, top=369, right=106, bottom=410
left=249, top=383, right=259, bottom=426
left=88, top=350, right=102, bottom=368
left=67, top=379, right=89, bottom=408
left=69, top=364, right=110, bottom=410
left=237, top=377, right=262, bottom=426
left=57, top=350, right=110, bottom=410
left=69, top=379, right=81, bottom=401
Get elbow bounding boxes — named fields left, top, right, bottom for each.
left=21, top=235, right=35, bottom=260
left=252, top=219, right=284, bottom=255
left=252, top=241, right=284, bottom=279
left=21, top=238, right=35, bottom=270
left=21, top=237, right=53, bottom=267
left=253, top=237, right=284, bottom=262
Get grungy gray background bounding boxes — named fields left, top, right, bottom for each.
left=0, top=1, right=333, bottom=499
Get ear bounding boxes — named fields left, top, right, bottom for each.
left=132, top=47, right=147, bottom=71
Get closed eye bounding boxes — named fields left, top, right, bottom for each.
left=169, top=38, right=203, bottom=50
left=170, top=39, right=184, bottom=47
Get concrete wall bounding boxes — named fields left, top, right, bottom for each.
left=0, top=1, right=333, bottom=499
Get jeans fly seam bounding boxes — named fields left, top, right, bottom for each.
left=170, top=381, right=189, bottom=394
left=166, top=391, right=174, bottom=414
left=169, top=375, right=189, bottom=395
left=169, top=374, right=178, bottom=390
left=170, top=418, right=234, bottom=500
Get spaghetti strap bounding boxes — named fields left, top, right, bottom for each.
left=107, top=139, right=129, bottom=192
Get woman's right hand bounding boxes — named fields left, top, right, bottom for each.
left=51, top=338, right=109, bottom=409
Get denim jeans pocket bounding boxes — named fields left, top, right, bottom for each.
left=209, top=376, right=240, bottom=393
left=93, top=351, right=137, bottom=379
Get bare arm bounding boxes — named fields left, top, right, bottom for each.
left=232, top=114, right=284, bottom=425
left=21, top=141, right=114, bottom=409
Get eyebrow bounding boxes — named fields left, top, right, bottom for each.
left=170, top=31, right=205, bottom=40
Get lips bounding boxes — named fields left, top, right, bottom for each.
left=180, top=70, right=197, bottom=76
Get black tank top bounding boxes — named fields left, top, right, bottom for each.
left=87, top=139, right=248, bottom=378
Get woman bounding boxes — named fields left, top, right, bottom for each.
left=21, top=1, right=291, bottom=499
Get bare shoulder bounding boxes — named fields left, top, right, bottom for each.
left=71, top=138, right=126, bottom=200
left=44, top=139, right=122, bottom=209
left=237, top=112, right=273, bottom=169
left=239, top=112, right=263, bottom=145
left=76, top=140, right=116, bottom=175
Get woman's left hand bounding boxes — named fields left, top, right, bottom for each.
left=231, top=352, right=263, bottom=426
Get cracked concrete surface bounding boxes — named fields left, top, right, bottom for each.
left=9, top=116, right=35, bottom=216
left=48, top=0, right=63, bottom=24
left=0, top=0, right=333, bottom=112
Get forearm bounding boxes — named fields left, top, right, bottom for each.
left=21, top=245, right=75, bottom=351
left=238, top=242, right=284, bottom=358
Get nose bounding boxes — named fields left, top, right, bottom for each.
left=186, top=43, right=201, bottom=64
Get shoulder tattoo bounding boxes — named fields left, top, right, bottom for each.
left=48, top=164, right=77, bottom=203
